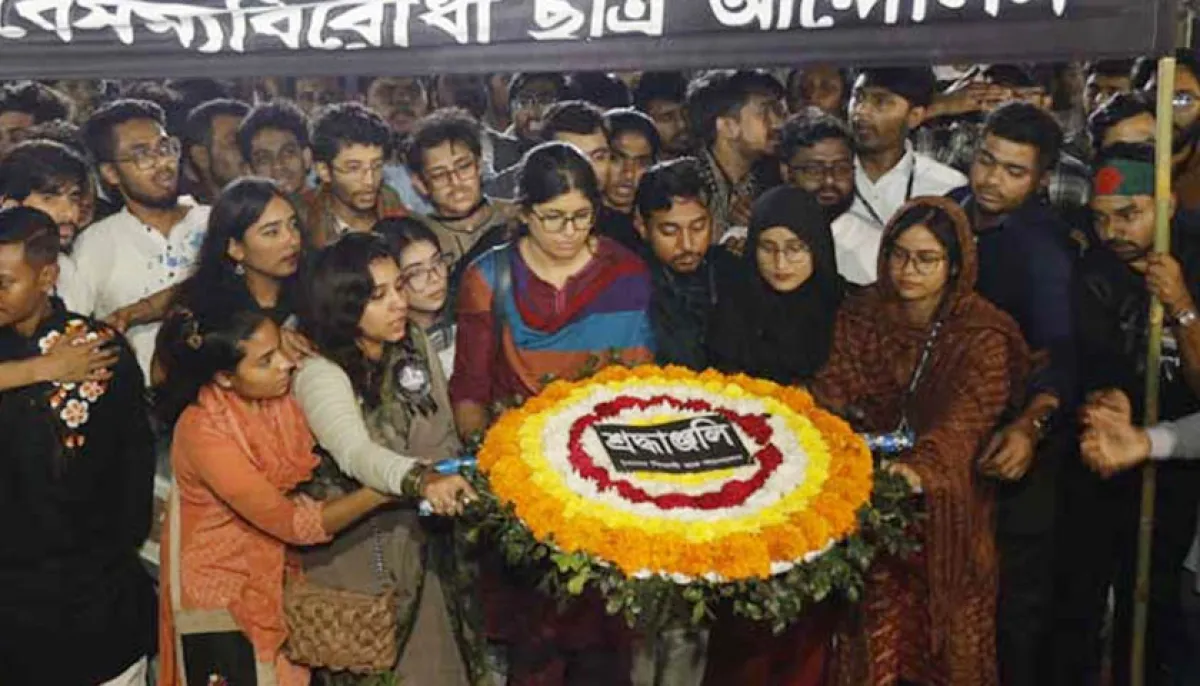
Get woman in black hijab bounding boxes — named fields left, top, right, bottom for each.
left=707, top=185, right=844, bottom=385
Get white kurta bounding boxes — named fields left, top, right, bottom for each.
left=71, top=198, right=210, bottom=381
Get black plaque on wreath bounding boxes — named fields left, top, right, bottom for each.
left=594, top=414, right=752, bottom=474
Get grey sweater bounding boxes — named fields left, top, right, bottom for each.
left=1148, top=411, right=1200, bottom=460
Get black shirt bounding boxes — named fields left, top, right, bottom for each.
left=1075, top=212, right=1200, bottom=423
left=0, top=299, right=156, bottom=683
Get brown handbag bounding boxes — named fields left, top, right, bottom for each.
left=282, top=523, right=400, bottom=674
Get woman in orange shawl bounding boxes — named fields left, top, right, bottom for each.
left=154, top=304, right=471, bottom=685
left=813, top=197, right=1031, bottom=686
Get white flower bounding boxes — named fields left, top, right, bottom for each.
left=37, top=330, right=62, bottom=354
left=78, top=381, right=106, bottom=403
left=60, top=399, right=89, bottom=429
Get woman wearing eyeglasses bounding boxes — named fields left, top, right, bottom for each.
left=450, top=141, right=654, bottom=437
left=706, top=185, right=845, bottom=387
left=375, top=217, right=458, bottom=372
left=812, top=197, right=1031, bottom=686
left=449, top=141, right=654, bottom=686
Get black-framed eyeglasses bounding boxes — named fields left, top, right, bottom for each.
left=251, top=144, right=303, bottom=171
left=424, top=156, right=479, bottom=188
left=113, top=136, right=181, bottom=171
left=886, top=246, right=946, bottom=275
left=531, top=207, right=595, bottom=234
left=330, top=159, right=385, bottom=179
left=787, top=161, right=854, bottom=182
left=400, top=253, right=454, bottom=291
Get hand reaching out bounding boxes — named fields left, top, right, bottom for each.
left=1079, top=389, right=1152, bottom=478
left=421, top=474, right=477, bottom=517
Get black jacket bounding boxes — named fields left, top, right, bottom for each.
left=1075, top=211, right=1200, bottom=423
left=0, top=300, right=156, bottom=684
left=646, top=246, right=738, bottom=371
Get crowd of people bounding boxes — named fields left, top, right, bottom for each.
left=0, top=57, right=1199, bottom=686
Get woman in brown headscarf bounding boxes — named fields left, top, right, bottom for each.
left=813, top=196, right=1031, bottom=686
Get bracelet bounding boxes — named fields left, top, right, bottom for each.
left=1175, top=309, right=1198, bottom=329
left=400, top=463, right=433, bottom=500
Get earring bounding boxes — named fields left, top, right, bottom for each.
left=234, top=262, right=245, bottom=276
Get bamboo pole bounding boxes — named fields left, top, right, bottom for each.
left=1130, top=54, right=1176, bottom=686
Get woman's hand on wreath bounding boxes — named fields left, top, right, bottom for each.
left=421, top=474, right=477, bottom=516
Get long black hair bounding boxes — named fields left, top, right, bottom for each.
left=153, top=304, right=272, bottom=426
left=300, top=232, right=399, bottom=406
left=174, top=176, right=300, bottom=318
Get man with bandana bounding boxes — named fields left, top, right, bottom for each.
left=1054, top=143, right=1200, bottom=685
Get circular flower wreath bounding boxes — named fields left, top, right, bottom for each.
left=464, top=365, right=918, bottom=632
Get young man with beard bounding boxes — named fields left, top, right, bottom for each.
left=785, top=64, right=850, bottom=118
left=848, top=67, right=966, bottom=231
left=365, top=75, right=435, bottom=215
left=238, top=99, right=312, bottom=196
left=634, top=157, right=735, bottom=371
left=292, top=76, right=344, bottom=118
left=633, top=71, right=692, bottom=160
left=779, top=111, right=879, bottom=285
left=74, top=99, right=211, bottom=380
left=0, top=142, right=117, bottom=390
left=493, top=72, right=568, bottom=174
left=0, top=81, right=71, bottom=158
left=1055, top=144, right=1200, bottom=686
left=946, top=102, right=1077, bottom=686
left=484, top=100, right=614, bottom=202
left=297, top=102, right=407, bottom=249
left=0, top=207, right=155, bottom=686
left=602, top=108, right=660, bottom=251
left=181, top=98, right=249, bottom=205
left=686, top=69, right=786, bottom=241
left=0, top=140, right=91, bottom=312
left=408, top=108, right=515, bottom=286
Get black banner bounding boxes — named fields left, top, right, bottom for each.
left=0, top=0, right=1177, bottom=79
left=594, top=414, right=753, bottom=473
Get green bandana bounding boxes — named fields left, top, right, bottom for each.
left=1093, top=157, right=1155, bottom=197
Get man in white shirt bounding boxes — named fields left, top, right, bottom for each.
left=779, top=109, right=880, bottom=285
left=75, top=99, right=211, bottom=381
left=848, top=67, right=966, bottom=230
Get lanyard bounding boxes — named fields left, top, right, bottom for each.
left=895, top=319, right=943, bottom=435
left=855, top=156, right=917, bottom=227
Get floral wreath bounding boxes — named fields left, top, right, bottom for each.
left=462, top=365, right=919, bottom=631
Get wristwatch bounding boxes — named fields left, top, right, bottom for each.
left=1176, top=309, right=1198, bottom=329
left=1030, top=413, right=1054, bottom=441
